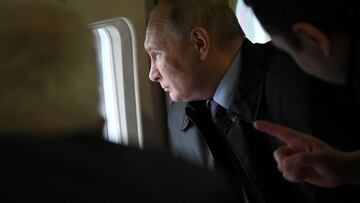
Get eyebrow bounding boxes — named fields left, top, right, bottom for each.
left=144, top=41, right=151, bottom=49
left=144, top=43, right=160, bottom=53
left=144, top=46, right=154, bottom=53
left=144, top=38, right=154, bottom=51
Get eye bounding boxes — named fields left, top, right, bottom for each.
left=147, top=51, right=155, bottom=58
left=153, top=51, right=161, bottom=57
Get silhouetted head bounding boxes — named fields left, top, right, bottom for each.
left=0, top=0, right=100, bottom=134
left=244, top=0, right=355, bottom=84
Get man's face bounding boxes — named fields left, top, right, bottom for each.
left=270, top=35, right=314, bottom=75
left=145, top=25, right=203, bottom=102
left=271, top=34, right=332, bottom=83
left=270, top=29, right=348, bottom=85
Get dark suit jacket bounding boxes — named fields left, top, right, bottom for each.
left=347, top=32, right=360, bottom=105
left=168, top=39, right=360, bottom=203
left=0, top=132, right=235, bottom=202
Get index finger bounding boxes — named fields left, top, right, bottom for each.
left=253, top=120, right=310, bottom=148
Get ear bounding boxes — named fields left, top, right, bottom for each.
left=190, top=27, right=210, bottom=60
left=292, top=22, right=331, bottom=57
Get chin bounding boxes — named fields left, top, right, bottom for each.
left=169, top=93, right=186, bottom=102
left=169, top=96, right=181, bottom=102
left=168, top=92, right=178, bottom=102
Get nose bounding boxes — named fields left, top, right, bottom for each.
left=149, top=63, right=161, bottom=82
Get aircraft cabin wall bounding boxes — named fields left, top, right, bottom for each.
left=62, top=0, right=169, bottom=150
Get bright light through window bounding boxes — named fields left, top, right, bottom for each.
left=95, top=28, right=122, bottom=144
left=91, top=17, right=142, bottom=148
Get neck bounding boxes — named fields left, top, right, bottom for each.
left=208, top=38, right=244, bottom=96
left=323, top=35, right=350, bottom=85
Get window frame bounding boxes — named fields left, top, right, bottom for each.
left=91, top=17, right=143, bottom=148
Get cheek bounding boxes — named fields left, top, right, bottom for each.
left=156, top=55, right=165, bottom=69
left=295, top=59, right=315, bottom=76
left=289, top=52, right=309, bottom=70
left=159, top=57, right=177, bottom=79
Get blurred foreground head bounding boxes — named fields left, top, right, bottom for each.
left=244, top=0, right=355, bottom=84
left=0, top=0, right=99, bottom=134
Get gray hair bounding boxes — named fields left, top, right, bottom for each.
left=0, top=0, right=99, bottom=134
left=165, top=0, right=244, bottom=49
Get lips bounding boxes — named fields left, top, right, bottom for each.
left=160, top=82, right=170, bottom=91
left=162, top=86, right=169, bottom=92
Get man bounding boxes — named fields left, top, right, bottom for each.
left=244, top=0, right=360, bottom=188
left=0, top=0, right=234, bottom=202
left=253, top=120, right=360, bottom=187
left=145, top=0, right=360, bottom=202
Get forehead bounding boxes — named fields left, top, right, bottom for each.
left=144, top=25, right=168, bottom=52
left=144, top=5, right=171, bottom=50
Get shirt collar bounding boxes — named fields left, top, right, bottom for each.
left=213, top=51, right=242, bottom=109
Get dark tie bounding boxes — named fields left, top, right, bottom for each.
left=207, top=99, right=233, bottom=135
left=208, top=99, right=226, bottom=120
left=206, top=99, right=250, bottom=203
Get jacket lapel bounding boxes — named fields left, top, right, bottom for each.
left=229, top=39, right=271, bottom=122
left=225, top=39, right=272, bottom=202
